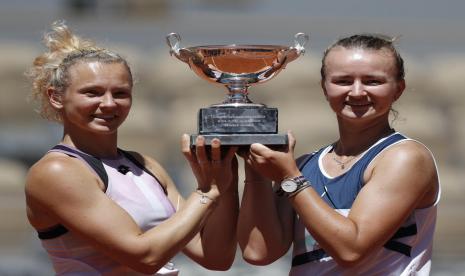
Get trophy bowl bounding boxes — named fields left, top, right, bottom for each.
left=166, top=33, right=309, bottom=146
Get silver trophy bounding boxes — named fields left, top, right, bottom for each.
left=166, top=32, right=308, bottom=146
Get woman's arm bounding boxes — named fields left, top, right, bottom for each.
left=26, top=156, right=217, bottom=274
left=236, top=135, right=299, bottom=265
left=181, top=174, right=239, bottom=270
left=25, top=135, right=237, bottom=274
left=140, top=136, right=240, bottom=270
left=292, top=141, right=438, bottom=266
left=237, top=162, right=294, bottom=265
left=247, top=134, right=439, bottom=267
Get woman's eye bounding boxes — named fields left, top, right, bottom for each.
left=84, top=91, right=100, bottom=97
left=365, top=80, right=382, bottom=86
left=113, top=91, right=131, bottom=98
left=334, top=79, right=351, bottom=85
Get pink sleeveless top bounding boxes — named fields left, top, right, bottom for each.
left=39, top=145, right=178, bottom=275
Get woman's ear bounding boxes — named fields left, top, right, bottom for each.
left=394, top=79, right=406, bottom=101
left=321, top=80, right=329, bottom=101
left=47, top=87, right=63, bottom=109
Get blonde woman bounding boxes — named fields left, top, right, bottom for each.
left=25, top=21, right=238, bottom=275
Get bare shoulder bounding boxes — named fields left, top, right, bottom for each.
left=26, top=152, right=104, bottom=229
left=378, top=139, right=436, bottom=171
left=26, top=152, right=102, bottom=208
left=370, top=139, right=438, bottom=207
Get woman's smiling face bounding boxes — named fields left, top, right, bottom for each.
left=321, top=46, right=405, bottom=123
left=58, top=61, right=133, bottom=135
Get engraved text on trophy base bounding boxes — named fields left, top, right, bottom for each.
left=198, top=107, right=278, bottom=134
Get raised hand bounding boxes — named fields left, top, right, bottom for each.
left=181, top=134, right=238, bottom=195
left=246, top=131, right=301, bottom=182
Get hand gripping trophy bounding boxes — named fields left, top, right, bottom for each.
left=166, top=32, right=309, bottom=146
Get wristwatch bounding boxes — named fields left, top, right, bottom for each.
left=278, top=175, right=311, bottom=197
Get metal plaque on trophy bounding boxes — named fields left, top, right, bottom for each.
left=166, top=32, right=309, bottom=146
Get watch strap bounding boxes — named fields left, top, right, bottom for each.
left=288, top=181, right=311, bottom=198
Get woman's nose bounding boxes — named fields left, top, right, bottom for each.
left=349, top=81, right=366, bottom=97
left=100, top=92, right=116, bottom=107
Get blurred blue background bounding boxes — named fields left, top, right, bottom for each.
left=1, top=0, right=464, bottom=275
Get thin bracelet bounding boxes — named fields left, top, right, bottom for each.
left=195, top=190, right=216, bottom=204
left=243, top=179, right=269, bottom=185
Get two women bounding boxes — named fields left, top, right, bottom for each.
left=26, top=21, right=439, bottom=275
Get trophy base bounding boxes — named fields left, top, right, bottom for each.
left=193, top=105, right=286, bottom=147
left=198, top=106, right=278, bottom=134
left=190, top=133, right=288, bottom=146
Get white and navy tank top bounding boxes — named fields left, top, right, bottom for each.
left=38, top=144, right=178, bottom=275
left=291, top=132, right=440, bottom=276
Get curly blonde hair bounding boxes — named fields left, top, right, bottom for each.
left=27, top=20, right=132, bottom=122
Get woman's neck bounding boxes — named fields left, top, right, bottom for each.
left=334, top=119, right=394, bottom=156
left=61, top=129, right=118, bottom=158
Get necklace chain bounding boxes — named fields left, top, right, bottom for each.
left=331, top=144, right=362, bottom=170
left=331, top=128, right=395, bottom=170
left=332, top=154, right=358, bottom=169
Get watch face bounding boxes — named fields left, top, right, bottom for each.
left=281, top=180, right=297, bottom=193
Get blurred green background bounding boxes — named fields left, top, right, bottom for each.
left=1, top=0, right=464, bottom=275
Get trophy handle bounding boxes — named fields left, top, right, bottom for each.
left=293, top=32, right=309, bottom=55
left=166, top=32, right=211, bottom=72
left=282, top=32, right=309, bottom=65
left=166, top=32, right=182, bottom=56
left=259, top=32, right=309, bottom=78
left=166, top=32, right=193, bottom=64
